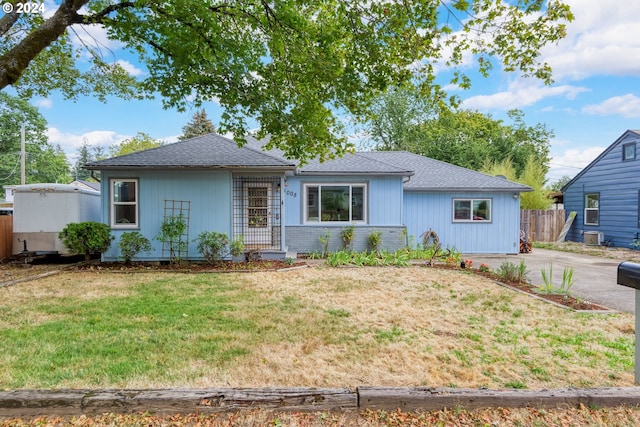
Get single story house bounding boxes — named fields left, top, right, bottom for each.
left=84, top=133, right=531, bottom=261
left=562, top=129, right=640, bottom=247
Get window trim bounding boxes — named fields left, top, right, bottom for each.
left=623, top=142, right=636, bottom=161
left=584, top=192, right=599, bottom=226
left=303, top=183, right=367, bottom=224
left=452, top=198, right=492, bottom=223
left=110, top=178, right=139, bottom=229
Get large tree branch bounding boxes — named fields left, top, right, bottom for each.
left=0, top=1, right=88, bottom=89
left=0, top=0, right=19, bottom=37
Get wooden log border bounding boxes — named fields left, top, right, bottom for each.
left=2, top=387, right=640, bottom=418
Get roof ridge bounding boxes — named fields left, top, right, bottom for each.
left=241, top=136, right=296, bottom=166
left=355, top=151, right=414, bottom=173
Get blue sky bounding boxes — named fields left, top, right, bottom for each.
left=23, top=0, right=640, bottom=185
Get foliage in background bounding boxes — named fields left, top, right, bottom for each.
left=0, top=92, right=71, bottom=195
left=195, top=231, right=230, bottom=264
left=368, top=86, right=553, bottom=178
left=518, top=155, right=553, bottom=209
left=482, top=156, right=552, bottom=210
left=58, top=222, right=113, bottom=262
left=1, top=0, right=572, bottom=163
left=109, top=132, right=162, bottom=157
left=118, top=231, right=153, bottom=264
left=179, top=110, right=216, bottom=140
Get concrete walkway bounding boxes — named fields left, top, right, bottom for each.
left=469, top=248, right=635, bottom=314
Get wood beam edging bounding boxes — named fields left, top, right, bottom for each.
left=2, top=387, right=640, bottom=418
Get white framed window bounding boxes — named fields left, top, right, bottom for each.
left=584, top=193, right=599, bottom=225
left=453, top=198, right=491, bottom=222
left=304, top=183, right=366, bottom=223
left=110, top=179, right=138, bottom=228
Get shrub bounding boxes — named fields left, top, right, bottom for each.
left=340, top=225, right=355, bottom=251
left=319, top=230, right=331, bottom=257
left=59, top=222, right=113, bottom=262
left=119, top=231, right=153, bottom=263
left=230, top=235, right=245, bottom=258
left=195, top=231, right=230, bottom=264
left=367, top=230, right=382, bottom=253
left=156, top=214, right=187, bottom=263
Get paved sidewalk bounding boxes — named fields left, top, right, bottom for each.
left=468, top=248, right=636, bottom=314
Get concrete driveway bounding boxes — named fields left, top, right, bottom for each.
left=469, top=248, right=635, bottom=314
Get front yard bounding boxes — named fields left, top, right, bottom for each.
left=0, top=265, right=634, bottom=390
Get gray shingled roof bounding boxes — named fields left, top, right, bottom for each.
left=84, top=134, right=296, bottom=170
left=358, top=151, right=531, bottom=192
left=296, top=153, right=413, bottom=176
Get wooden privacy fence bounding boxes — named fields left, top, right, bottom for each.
left=521, top=209, right=566, bottom=242
left=0, top=215, right=12, bottom=260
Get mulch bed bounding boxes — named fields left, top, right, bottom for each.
left=464, top=268, right=610, bottom=311
left=72, top=259, right=306, bottom=273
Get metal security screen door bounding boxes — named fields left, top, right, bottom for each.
left=243, top=183, right=272, bottom=247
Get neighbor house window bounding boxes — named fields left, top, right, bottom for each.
left=111, top=179, right=138, bottom=228
left=584, top=193, right=599, bottom=225
left=304, top=183, right=366, bottom=223
left=453, top=199, right=491, bottom=222
left=623, top=143, right=636, bottom=161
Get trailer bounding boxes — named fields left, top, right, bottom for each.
left=12, top=183, right=101, bottom=255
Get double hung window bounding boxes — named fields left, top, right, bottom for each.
left=584, top=193, right=599, bottom=225
left=111, top=179, right=138, bottom=228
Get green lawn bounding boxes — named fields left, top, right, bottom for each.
left=0, top=267, right=635, bottom=390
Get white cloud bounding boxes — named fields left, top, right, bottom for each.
left=582, top=94, right=640, bottom=118
left=462, top=80, right=589, bottom=111
left=541, top=0, right=640, bottom=80
left=547, top=145, right=605, bottom=182
left=115, top=60, right=144, bottom=77
left=47, top=128, right=130, bottom=162
left=32, top=98, right=53, bottom=109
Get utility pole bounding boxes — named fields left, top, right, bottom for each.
left=20, top=123, right=25, bottom=185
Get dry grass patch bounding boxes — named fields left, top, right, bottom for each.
left=0, top=266, right=634, bottom=390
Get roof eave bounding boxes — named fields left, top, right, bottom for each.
left=84, top=165, right=296, bottom=171
left=295, top=171, right=413, bottom=176
left=405, top=186, right=533, bottom=192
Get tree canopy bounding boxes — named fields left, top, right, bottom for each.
left=0, top=92, right=71, bottom=195
left=109, top=132, right=162, bottom=156
left=368, top=86, right=553, bottom=177
left=1, top=0, right=572, bottom=162
left=179, top=110, right=216, bottom=140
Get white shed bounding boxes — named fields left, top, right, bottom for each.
left=12, top=183, right=101, bottom=254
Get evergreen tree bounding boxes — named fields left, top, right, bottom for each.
left=73, top=140, right=93, bottom=181
left=178, top=110, right=216, bottom=140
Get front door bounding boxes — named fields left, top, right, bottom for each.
left=243, top=183, right=272, bottom=247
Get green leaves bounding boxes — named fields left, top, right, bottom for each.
left=1, top=0, right=573, bottom=163
left=59, top=222, right=114, bottom=262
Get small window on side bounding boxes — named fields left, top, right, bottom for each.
left=623, top=143, right=636, bottom=161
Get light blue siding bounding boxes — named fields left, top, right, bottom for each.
left=100, top=170, right=232, bottom=261
left=564, top=131, right=640, bottom=247
left=284, top=175, right=403, bottom=226
left=404, top=191, right=521, bottom=254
